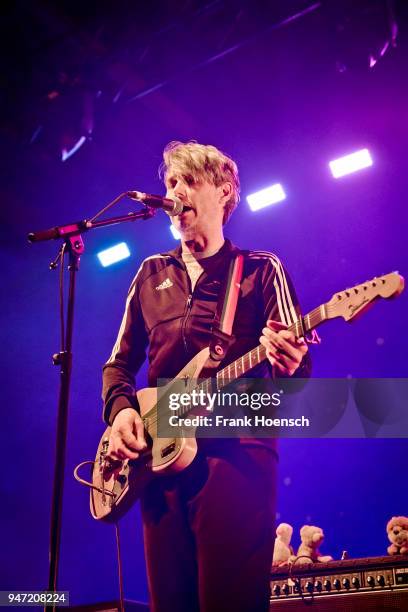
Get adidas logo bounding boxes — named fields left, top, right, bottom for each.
left=155, top=277, right=173, bottom=290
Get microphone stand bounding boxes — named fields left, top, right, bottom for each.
left=28, top=197, right=156, bottom=606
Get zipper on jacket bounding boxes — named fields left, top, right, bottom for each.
left=181, top=293, right=193, bottom=354
left=179, top=257, right=205, bottom=356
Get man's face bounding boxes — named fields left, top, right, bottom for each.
left=165, top=170, right=226, bottom=239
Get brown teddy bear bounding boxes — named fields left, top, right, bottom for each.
left=387, top=516, right=408, bottom=555
left=295, top=525, right=333, bottom=564
left=272, top=522, right=294, bottom=566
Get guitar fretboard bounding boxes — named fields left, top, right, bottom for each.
left=215, top=304, right=326, bottom=388
left=190, top=304, right=328, bottom=406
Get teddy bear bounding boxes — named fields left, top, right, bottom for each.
left=272, top=523, right=294, bottom=566
left=295, top=525, right=333, bottom=564
left=387, top=516, right=408, bottom=555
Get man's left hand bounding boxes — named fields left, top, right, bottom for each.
left=260, top=320, right=308, bottom=377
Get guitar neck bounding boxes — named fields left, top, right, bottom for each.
left=161, top=271, right=403, bottom=412
left=215, top=303, right=327, bottom=390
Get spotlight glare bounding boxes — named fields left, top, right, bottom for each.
left=97, top=242, right=130, bottom=267
left=170, top=225, right=181, bottom=240
left=246, top=184, right=286, bottom=211
left=61, top=136, right=87, bottom=162
left=329, top=148, right=373, bottom=178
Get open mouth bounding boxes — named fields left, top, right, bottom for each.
left=181, top=205, right=194, bottom=213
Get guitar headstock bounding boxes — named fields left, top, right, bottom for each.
left=326, top=272, right=405, bottom=322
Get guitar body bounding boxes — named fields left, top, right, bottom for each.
left=90, top=347, right=211, bottom=522
left=84, top=272, right=405, bottom=522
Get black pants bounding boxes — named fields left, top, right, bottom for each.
left=141, top=441, right=277, bottom=612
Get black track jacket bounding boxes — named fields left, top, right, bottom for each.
left=102, top=239, right=311, bottom=441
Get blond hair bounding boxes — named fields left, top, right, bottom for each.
left=159, top=140, right=240, bottom=224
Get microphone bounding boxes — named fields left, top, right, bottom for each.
left=127, top=191, right=183, bottom=216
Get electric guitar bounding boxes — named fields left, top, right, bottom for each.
left=74, top=272, right=404, bottom=522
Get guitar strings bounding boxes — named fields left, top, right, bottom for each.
left=140, top=285, right=375, bottom=431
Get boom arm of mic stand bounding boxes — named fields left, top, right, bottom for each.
left=27, top=207, right=156, bottom=243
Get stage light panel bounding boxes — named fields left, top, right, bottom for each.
left=97, top=242, right=130, bottom=267
left=246, top=184, right=286, bottom=211
left=170, top=225, right=181, bottom=239
left=329, top=148, right=373, bottom=178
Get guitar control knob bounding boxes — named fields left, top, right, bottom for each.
left=282, top=583, right=290, bottom=596
left=367, top=575, right=375, bottom=587
left=323, top=579, right=331, bottom=591
left=342, top=578, right=350, bottom=589
left=352, top=577, right=360, bottom=589
left=293, top=582, right=302, bottom=594
left=272, top=584, right=281, bottom=597
left=333, top=578, right=341, bottom=590
left=377, top=575, right=385, bottom=587
left=305, top=581, right=314, bottom=593
left=314, top=580, right=322, bottom=592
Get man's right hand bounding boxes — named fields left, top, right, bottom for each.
left=107, top=407, right=147, bottom=460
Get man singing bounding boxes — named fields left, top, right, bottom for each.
left=102, top=141, right=310, bottom=611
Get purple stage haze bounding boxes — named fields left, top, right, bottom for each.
left=1, top=1, right=407, bottom=607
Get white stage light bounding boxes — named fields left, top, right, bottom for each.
left=170, top=225, right=181, bottom=240
left=329, top=149, right=373, bottom=178
left=246, top=184, right=286, bottom=211
left=97, top=242, right=130, bottom=267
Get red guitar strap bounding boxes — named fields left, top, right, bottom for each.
left=209, top=252, right=244, bottom=362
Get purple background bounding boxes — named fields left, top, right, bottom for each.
left=1, top=1, right=407, bottom=606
